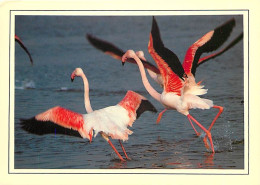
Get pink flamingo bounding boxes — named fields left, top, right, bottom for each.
left=86, top=19, right=242, bottom=87
left=20, top=68, right=157, bottom=161
left=122, top=17, right=228, bottom=153
left=15, top=35, right=33, bottom=65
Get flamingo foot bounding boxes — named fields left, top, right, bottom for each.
left=156, top=109, right=167, bottom=124
left=205, top=131, right=215, bottom=153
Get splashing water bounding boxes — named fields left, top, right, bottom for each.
left=15, top=79, right=36, bottom=90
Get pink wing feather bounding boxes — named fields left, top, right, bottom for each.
left=148, top=17, right=185, bottom=96
left=183, top=18, right=236, bottom=76
left=35, top=106, right=84, bottom=131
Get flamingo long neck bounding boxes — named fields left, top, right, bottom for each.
left=133, top=55, right=161, bottom=102
left=81, top=73, right=94, bottom=113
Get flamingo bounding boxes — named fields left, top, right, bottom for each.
left=20, top=68, right=157, bottom=161
left=86, top=19, right=242, bottom=87
left=122, top=17, right=229, bottom=153
left=15, top=35, right=33, bottom=65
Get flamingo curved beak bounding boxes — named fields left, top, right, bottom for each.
left=121, top=55, right=128, bottom=66
left=71, top=73, right=75, bottom=82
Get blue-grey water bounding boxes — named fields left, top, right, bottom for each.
left=14, top=15, right=244, bottom=169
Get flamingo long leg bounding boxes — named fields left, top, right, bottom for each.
left=156, top=109, right=167, bottom=124
left=187, top=116, right=201, bottom=136
left=202, top=105, right=223, bottom=149
left=118, top=140, right=130, bottom=160
left=208, top=105, right=223, bottom=131
left=101, top=132, right=125, bottom=161
left=187, top=114, right=215, bottom=153
left=107, top=140, right=125, bottom=161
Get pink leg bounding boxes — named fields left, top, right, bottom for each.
left=187, top=116, right=201, bottom=136
left=203, top=105, right=223, bottom=149
left=118, top=140, right=130, bottom=160
left=107, top=140, right=125, bottom=161
left=208, top=105, right=223, bottom=131
left=156, top=109, right=167, bottom=124
left=187, top=114, right=215, bottom=153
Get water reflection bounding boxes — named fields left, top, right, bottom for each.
left=197, top=153, right=215, bottom=168
left=109, top=160, right=128, bottom=169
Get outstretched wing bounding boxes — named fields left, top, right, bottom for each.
left=197, top=32, right=243, bottom=66
left=182, top=18, right=236, bottom=76
left=15, top=35, right=33, bottom=65
left=20, top=106, right=84, bottom=138
left=87, top=34, right=160, bottom=74
left=148, top=17, right=185, bottom=95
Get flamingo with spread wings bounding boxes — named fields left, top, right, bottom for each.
left=87, top=18, right=242, bottom=87
left=122, top=17, right=232, bottom=153
left=20, top=68, right=157, bottom=161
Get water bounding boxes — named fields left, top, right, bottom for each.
left=14, top=15, right=244, bottom=170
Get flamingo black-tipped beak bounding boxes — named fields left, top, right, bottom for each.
left=71, top=73, right=75, bottom=82
left=122, top=61, right=125, bottom=66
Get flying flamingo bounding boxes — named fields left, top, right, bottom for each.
left=20, top=68, right=157, bottom=161
left=15, top=35, right=34, bottom=65
left=86, top=19, right=242, bottom=87
left=122, top=17, right=229, bottom=153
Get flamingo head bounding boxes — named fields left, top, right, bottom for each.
left=135, top=50, right=146, bottom=61
left=71, top=68, right=84, bottom=82
left=121, top=50, right=136, bottom=66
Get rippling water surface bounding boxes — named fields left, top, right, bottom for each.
left=14, top=15, right=244, bottom=170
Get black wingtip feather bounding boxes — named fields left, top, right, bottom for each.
left=20, top=118, right=81, bottom=138
left=86, top=34, right=125, bottom=57
left=199, top=18, right=236, bottom=53
left=150, top=17, right=185, bottom=80
left=191, top=18, right=237, bottom=76
left=136, top=99, right=157, bottom=119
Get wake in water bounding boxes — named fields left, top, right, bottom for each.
left=15, top=79, right=36, bottom=90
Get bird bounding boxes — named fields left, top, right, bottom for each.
left=121, top=17, right=231, bottom=153
left=15, top=35, right=34, bottom=65
left=86, top=20, right=242, bottom=87
left=20, top=68, right=157, bottom=161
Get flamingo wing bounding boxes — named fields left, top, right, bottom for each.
left=197, top=32, right=243, bottom=66
left=20, top=106, right=84, bottom=138
left=148, top=17, right=185, bottom=95
left=87, top=34, right=160, bottom=74
left=15, top=35, right=33, bottom=65
left=182, top=18, right=236, bottom=76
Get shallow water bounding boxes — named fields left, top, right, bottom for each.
left=14, top=15, right=244, bottom=170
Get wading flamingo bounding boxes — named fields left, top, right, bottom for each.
left=122, top=17, right=228, bottom=153
left=20, top=68, right=157, bottom=161
left=15, top=35, right=33, bottom=65
left=86, top=18, right=242, bottom=87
